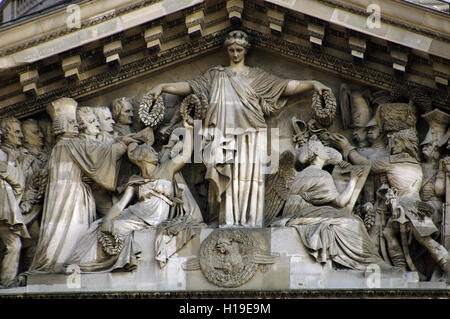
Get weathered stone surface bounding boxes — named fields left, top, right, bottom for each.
left=0, top=227, right=435, bottom=295
left=0, top=1, right=450, bottom=298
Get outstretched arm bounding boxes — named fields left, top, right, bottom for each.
left=149, top=82, right=192, bottom=98
left=283, top=80, right=331, bottom=96
left=327, top=133, right=370, bottom=165
left=332, top=167, right=363, bottom=207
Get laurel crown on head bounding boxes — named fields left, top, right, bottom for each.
left=224, top=30, right=250, bottom=49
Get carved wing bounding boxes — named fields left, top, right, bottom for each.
left=339, top=83, right=352, bottom=130
left=264, top=151, right=297, bottom=226
left=282, top=194, right=309, bottom=217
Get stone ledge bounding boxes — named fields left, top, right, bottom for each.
left=1, top=227, right=447, bottom=296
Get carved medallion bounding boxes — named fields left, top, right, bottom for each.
left=199, top=229, right=276, bottom=288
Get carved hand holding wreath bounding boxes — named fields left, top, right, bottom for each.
left=138, top=92, right=165, bottom=127
left=311, top=89, right=337, bottom=127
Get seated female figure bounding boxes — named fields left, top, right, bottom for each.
left=276, top=136, right=388, bottom=271
left=68, top=121, right=193, bottom=272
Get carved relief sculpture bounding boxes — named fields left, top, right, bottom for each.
left=0, top=2, right=448, bottom=294
left=148, top=30, right=331, bottom=228
left=19, top=119, right=49, bottom=271
left=197, top=229, right=277, bottom=288
left=339, top=84, right=372, bottom=150
left=93, top=106, right=116, bottom=145
left=28, top=98, right=132, bottom=273
left=268, top=137, right=388, bottom=270
left=0, top=117, right=31, bottom=287
left=420, top=109, right=450, bottom=228
left=68, top=119, right=194, bottom=272
left=77, top=106, right=119, bottom=218
left=111, top=97, right=135, bottom=137
left=77, top=107, right=102, bottom=142
left=372, top=129, right=450, bottom=274
left=91, top=106, right=119, bottom=217
left=326, top=109, right=389, bottom=252
left=112, top=97, right=141, bottom=189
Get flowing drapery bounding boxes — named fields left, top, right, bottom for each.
left=29, top=137, right=126, bottom=272
left=188, top=66, right=289, bottom=227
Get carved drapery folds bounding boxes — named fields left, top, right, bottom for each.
left=1, top=78, right=449, bottom=289
left=0, top=0, right=449, bottom=292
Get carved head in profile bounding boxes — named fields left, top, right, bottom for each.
left=224, top=30, right=250, bottom=64
left=420, top=128, right=440, bottom=161
left=214, top=235, right=244, bottom=275
left=365, top=115, right=382, bottom=143
left=420, top=109, right=450, bottom=161
left=93, top=106, right=115, bottom=134
left=347, top=90, right=372, bottom=146
left=297, top=135, right=329, bottom=165
left=215, top=236, right=232, bottom=254
left=38, top=118, right=56, bottom=148
left=0, top=117, right=23, bottom=148
left=47, top=97, right=79, bottom=136
left=389, top=128, right=420, bottom=161
left=111, top=97, right=134, bottom=125
left=21, top=118, right=44, bottom=148
left=77, top=107, right=101, bottom=137
left=351, top=127, right=367, bottom=146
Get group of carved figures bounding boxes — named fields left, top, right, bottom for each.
left=0, top=30, right=449, bottom=288
left=271, top=88, right=450, bottom=280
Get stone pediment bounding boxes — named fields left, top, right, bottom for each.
left=0, top=0, right=450, bottom=299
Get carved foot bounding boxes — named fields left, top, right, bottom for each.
left=0, top=274, right=26, bottom=289
left=438, top=256, right=450, bottom=274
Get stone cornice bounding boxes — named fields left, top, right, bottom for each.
left=0, top=0, right=448, bottom=119
left=265, top=0, right=450, bottom=60
left=1, top=0, right=449, bottom=62
left=1, top=26, right=448, bottom=119
left=0, top=29, right=227, bottom=118
left=0, top=0, right=204, bottom=66
left=0, top=0, right=152, bottom=55
left=316, top=0, right=450, bottom=42
left=251, top=30, right=447, bottom=101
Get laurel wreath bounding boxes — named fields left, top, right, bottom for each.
left=179, top=93, right=208, bottom=125
left=98, top=231, right=125, bottom=256
left=311, top=90, right=337, bottom=127
left=138, top=92, right=165, bottom=127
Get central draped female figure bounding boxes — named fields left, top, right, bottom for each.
left=149, top=30, right=331, bottom=227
